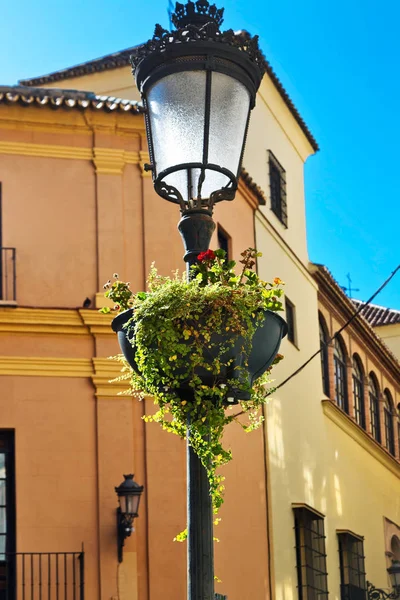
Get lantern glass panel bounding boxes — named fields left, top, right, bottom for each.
left=147, top=69, right=251, bottom=202
left=390, top=562, right=400, bottom=588
left=120, top=494, right=140, bottom=516
left=208, top=71, right=250, bottom=176
left=147, top=70, right=206, bottom=176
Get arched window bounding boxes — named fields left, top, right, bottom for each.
left=352, top=355, right=365, bottom=428
left=319, top=314, right=330, bottom=397
left=334, top=337, right=348, bottom=412
left=384, top=389, right=395, bottom=455
left=369, top=374, right=381, bottom=443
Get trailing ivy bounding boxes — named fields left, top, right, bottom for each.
left=101, top=249, right=284, bottom=538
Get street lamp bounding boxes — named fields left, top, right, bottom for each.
left=115, top=474, right=144, bottom=563
left=131, top=2, right=265, bottom=598
left=131, top=0, right=265, bottom=269
left=367, top=562, right=400, bottom=600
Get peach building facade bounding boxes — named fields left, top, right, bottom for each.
left=0, top=85, right=275, bottom=600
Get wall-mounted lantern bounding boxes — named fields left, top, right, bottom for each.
left=388, top=561, right=400, bottom=594
left=115, top=474, right=144, bottom=562
left=367, top=561, right=400, bottom=600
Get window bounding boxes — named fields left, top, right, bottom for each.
left=369, top=374, right=381, bottom=443
left=268, top=151, right=287, bottom=227
left=293, top=505, right=328, bottom=600
left=334, top=337, right=348, bottom=412
left=0, top=431, right=15, bottom=600
left=217, top=225, right=231, bottom=260
left=337, top=531, right=366, bottom=600
left=285, top=298, right=297, bottom=346
left=352, top=355, right=365, bottom=429
left=384, top=390, right=395, bottom=456
left=319, top=314, right=330, bottom=396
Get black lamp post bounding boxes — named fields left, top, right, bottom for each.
left=115, top=474, right=144, bottom=563
left=367, top=562, right=400, bottom=600
left=131, top=2, right=265, bottom=598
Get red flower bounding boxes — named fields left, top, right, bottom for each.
left=198, top=249, right=216, bottom=262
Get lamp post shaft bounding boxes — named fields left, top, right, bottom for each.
left=179, top=210, right=216, bottom=600
left=187, top=437, right=214, bottom=600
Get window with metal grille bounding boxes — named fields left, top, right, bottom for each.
left=369, top=374, right=381, bottom=443
left=217, top=225, right=231, bottom=260
left=285, top=298, right=297, bottom=346
left=334, top=337, right=348, bottom=412
left=338, top=531, right=366, bottom=600
left=383, top=390, right=395, bottom=456
left=319, top=314, right=330, bottom=396
left=352, top=355, right=365, bottom=429
left=293, top=505, right=328, bottom=600
left=268, top=151, right=287, bottom=227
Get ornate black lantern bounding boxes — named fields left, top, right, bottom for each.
left=388, top=561, right=400, bottom=593
left=367, top=562, right=400, bottom=600
left=115, top=474, right=144, bottom=562
left=131, top=0, right=265, bottom=214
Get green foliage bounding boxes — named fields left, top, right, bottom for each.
left=103, top=249, right=285, bottom=538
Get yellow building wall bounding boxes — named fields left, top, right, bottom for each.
left=255, top=210, right=323, bottom=600
left=0, top=98, right=279, bottom=599
left=41, top=66, right=141, bottom=102
left=256, top=209, right=400, bottom=600
left=374, top=323, right=400, bottom=361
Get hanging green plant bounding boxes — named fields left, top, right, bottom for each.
left=101, top=248, right=286, bottom=537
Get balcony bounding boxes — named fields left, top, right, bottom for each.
left=0, top=248, right=16, bottom=303
left=0, top=551, right=84, bottom=600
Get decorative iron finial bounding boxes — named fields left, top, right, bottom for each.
left=172, top=0, right=224, bottom=29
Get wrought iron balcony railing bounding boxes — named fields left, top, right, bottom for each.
left=0, top=248, right=16, bottom=302
left=0, top=550, right=84, bottom=600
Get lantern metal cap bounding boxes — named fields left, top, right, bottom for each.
left=115, top=474, right=144, bottom=496
left=130, top=2, right=265, bottom=90
left=172, top=0, right=224, bottom=28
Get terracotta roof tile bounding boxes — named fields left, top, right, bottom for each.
left=19, top=37, right=319, bottom=152
left=351, top=299, right=400, bottom=327
left=0, top=85, right=144, bottom=114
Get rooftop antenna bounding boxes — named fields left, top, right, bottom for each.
left=167, top=0, right=174, bottom=29
left=341, top=273, right=360, bottom=299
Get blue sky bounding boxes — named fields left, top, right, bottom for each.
left=1, top=0, right=399, bottom=309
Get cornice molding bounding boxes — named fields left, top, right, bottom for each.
left=0, top=356, right=93, bottom=377
left=322, top=399, right=400, bottom=479
left=0, top=355, right=131, bottom=397
left=0, top=309, right=131, bottom=397
left=93, top=147, right=142, bottom=174
left=0, top=307, right=88, bottom=335
left=93, top=147, right=125, bottom=174
left=79, top=309, right=114, bottom=335
left=92, top=357, right=130, bottom=397
left=0, top=141, right=142, bottom=171
left=0, top=141, right=92, bottom=161
left=0, top=306, right=115, bottom=336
